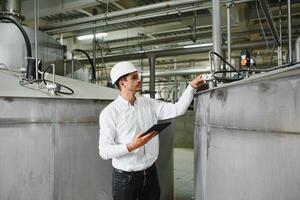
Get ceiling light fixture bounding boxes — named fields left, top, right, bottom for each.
left=183, top=43, right=213, bottom=48
left=77, top=32, right=108, bottom=40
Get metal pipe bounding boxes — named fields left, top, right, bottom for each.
left=141, top=67, right=210, bottom=77
left=92, top=31, right=96, bottom=83
left=296, top=36, right=300, bottom=62
left=288, top=0, right=292, bottom=63
left=43, top=0, right=255, bottom=34
left=174, top=58, right=177, bottom=102
left=34, top=0, right=38, bottom=80
left=45, top=5, right=208, bottom=34
left=278, top=0, right=282, bottom=66
left=52, top=63, right=55, bottom=84
left=149, top=56, right=156, bottom=99
left=1, top=0, right=22, bottom=19
left=92, top=8, right=97, bottom=84
left=43, top=0, right=200, bottom=30
left=212, top=0, right=222, bottom=71
left=227, top=3, right=232, bottom=64
left=71, top=52, right=74, bottom=78
left=77, top=39, right=291, bottom=64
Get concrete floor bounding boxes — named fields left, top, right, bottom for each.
left=174, top=148, right=194, bottom=200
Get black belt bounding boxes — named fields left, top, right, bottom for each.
left=114, top=163, right=155, bottom=176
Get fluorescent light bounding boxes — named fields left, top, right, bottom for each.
left=77, top=32, right=108, bottom=40
left=183, top=43, right=213, bottom=48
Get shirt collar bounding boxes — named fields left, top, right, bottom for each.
left=117, top=95, right=137, bottom=106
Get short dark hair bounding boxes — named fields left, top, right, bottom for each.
left=115, top=74, right=128, bottom=90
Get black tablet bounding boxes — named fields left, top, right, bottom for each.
left=141, top=122, right=172, bottom=136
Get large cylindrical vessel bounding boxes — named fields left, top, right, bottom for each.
left=194, top=64, right=300, bottom=200
left=0, top=23, right=64, bottom=75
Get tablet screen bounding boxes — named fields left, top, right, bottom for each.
left=141, top=122, right=171, bottom=136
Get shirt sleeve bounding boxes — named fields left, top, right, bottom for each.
left=98, top=108, right=129, bottom=160
left=152, top=84, right=196, bottom=120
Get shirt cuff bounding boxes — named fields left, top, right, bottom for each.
left=123, top=143, right=130, bottom=153
left=188, top=84, right=197, bottom=94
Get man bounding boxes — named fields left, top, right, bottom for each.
left=99, top=61, right=204, bottom=200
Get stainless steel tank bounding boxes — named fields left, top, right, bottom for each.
left=0, top=71, right=173, bottom=200
left=0, top=22, right=64, bottom=75
left=194, top=64, right=300, bottom=200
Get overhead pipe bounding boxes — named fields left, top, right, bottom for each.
left=43, top=0, right=255, bottom=34
left=76, top=39, right=291, bottom=64
left=42, top=0, right=201, bottom=30
left=141, top=67, right=210, bottom=77
left=212, top=0, right=222, bottom=71
left=45, top=5, right=209, bottom=34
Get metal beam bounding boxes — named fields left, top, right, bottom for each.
left=258, top=0, right=281, bottom=46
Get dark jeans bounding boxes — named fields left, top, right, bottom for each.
left=112, top=164, right=161, bottom=200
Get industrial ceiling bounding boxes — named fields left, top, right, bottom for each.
left=19, top=0, right=300, bottom=85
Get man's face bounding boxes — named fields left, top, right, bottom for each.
left=120, top=71, right=141, bottom=92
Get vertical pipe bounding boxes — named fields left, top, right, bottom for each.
left=296, top=36, right=300, bottom=62
left=227, top=3, right=231, bottom=65
left=287, top=0, right=292, bottom=63
left=140, top=57, right=144, bottom=92
left=278, top=0, right=282, bottom=66
left=93, top=30, right=96, bottom=83
left=92, top=9, right=97, bottom=83
left=212, top=0, right=222, bottom=71
left=71, top=52, right=74, bottom=78
left=34, top=0, right=39, bottom=80
left=149, top=56, right=156, bottom=99
left=174, top=58, right=177, bottom=102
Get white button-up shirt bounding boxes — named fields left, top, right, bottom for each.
left=99, top=84, right=196, bottom=171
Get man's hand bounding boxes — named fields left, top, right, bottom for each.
left=190, top=75, right=205, bottom=89
left=127, top=131, right=158, bottom=152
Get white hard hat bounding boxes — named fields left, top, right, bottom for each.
left=110, top=61, right=138, bottom=84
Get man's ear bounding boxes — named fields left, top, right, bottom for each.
left=119, top=80, right=126, bottom=88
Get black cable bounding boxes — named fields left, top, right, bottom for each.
left=210, top=51, right=242, bottom=75
left=73, top=49, right=96, bottom=82
left=21, top=79, right=74, bottom=95
left=42, top=65, right=52, bottom=85
left=209, top=51, right=245, bottom=83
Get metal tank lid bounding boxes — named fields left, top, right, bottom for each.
left=195, top=63, right=300, bottom=95
left=0, top=70, right=119, bottom=100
